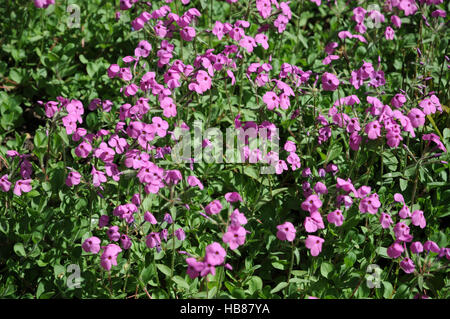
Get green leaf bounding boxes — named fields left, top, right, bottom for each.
left=140, top=265, right=154, bottom=284
left=13, top=243, right=26, bottom=257
left=248, top=276, right=263, bottom=294
left=270, top=282, right=289, bottom=294
left=272, top=262, right=285, bottom=270
left=382, top=281, right=393, bottom=299
left=172, top=276, right=190, bottom=290
left=320, top=262, right=334, bottom=279
left=156, top=264, right=172, bottom=277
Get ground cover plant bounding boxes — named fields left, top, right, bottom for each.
left=0, top=0, right=449, bottom=299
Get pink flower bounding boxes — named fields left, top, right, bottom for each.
left=359, top=194, right=381, bottom=214
left=385, top=26, right=395, bottom=40
left=13, top=179, right=32, bottom=196
left=175, top=228, right=186, bottom=241
left=400, top=257, right=415, bottom=273
left=239, top=36, right=257, bottom=53
left=301, top=195, right=323, bottom=213
left=180, top=26, right=196, bottom=41
left=135, top=40, right=152, bottom=58
left=0, top=175, right=12, bottom=192
left=380, top=213, right=394, bottom=229
left=82, top=236, right=101, bottom=254
left=408, top=108, right=426, bottom=128
left=327, top=209, right=344, bottom=227
left=186, top=257, right=204, bottom=279
left=144, top=211, right=157, bottom=224
left=146, top=232, right=161, bottom=249
left=100, top=244, right=122, bottom=271
left=225, top=192, right=243, bottom=203
left=314, top=182, right=328, bottom=195
left=322, top=72, right=339, bottom=91
left=410, top=242, right=423, bottom=254
left=99, top=215, right=109, bottom=228
left=205, top=242, right=226, bottom=266
left=263, top=91, right=280, bottom=110
left=394, top=222, right=413, bottom=242
left=75, top=141, right=92, bottom=158
left=365, top=121, right=381, bottom=140
left=91, top=167, right=107, bottom=187
left=107, top=226, right=121, bottom=242
left=304, top=212, right=325, bottom=233
left=276, top=222, right=296, bottom=242
left=424, top=241, right=440, bottom=253
left=205, top=200, right=223, bottom=215
left=66, top=171, right=81, bottom=187
left=187, top=175, right=204, bottom=190
left=222, top=226, right=246, bottom=249
left=284, top=141, right=296, bottom=153
left=387, top=241, right=404, bottom=258
left=391, top=15, right=402, bottom=28
left=120, top=234, right=132, bottom=250
left=411, top=210, right=426, bottom=228
left=399, top=205, right=411, bottom=219
left=229, top=209, right=248, bottom=229
left=305, top=235, right=325, bottom=256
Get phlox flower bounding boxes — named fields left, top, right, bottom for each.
left=305, top=235, right=324, bottom=256
left=276, top=222, right=296, bottom=242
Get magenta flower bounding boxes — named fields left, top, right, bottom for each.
left=99, top=215, right=109, bottom=228
left=187, top=175, right=204, bottom=190
left=410, top=242, right=423, bottom=254
left=408, top=108, right=425, bottom=128
left=385, top=26, right=394, bottom=40
left=75, top=141, right=92, bottom=158
left=313, top=182, right=328, bottom=195
left=400, top=257, right=415, bottom=274
left=82, top=236, right=101, bottom=254
left=423, top=241, right=440, bottom=253
left=13, top=179, right=32, bottom=196
left=135, top=40, right=152, bottom=58
left=387, top=241, right=404, bottom=258
left=327, top=209, right=344, bottom=227
left=205, top=200, right=223, bottom=215
left=322, top=72, right=339, bottom=91
left=225, top=192, right=243, bottom=203
left=100, top=244, right=122, bottom=271
left=263, top=91, right=280, bottom=110
left=120, top=234, right=132, bottom=250
left=223, top=226, right=246, bottom=250
left=0, top=175, right=12, bottom=192
left=175, top=228, right=186, bottom=241
left=359, top=194, right=381, bottom=214
left=365, top=121, right=381, bottom=140
left=146, top=232, right=161, bottom=249
left=301, top=195, right=323, bottom=213
left=66, top=171, right=81, bottom=187
left=379, top=213, right=393, bottom=229
left=305, top=235, right=325, bottom=256
left=144, top=211, right=157, bottom=224
left=91, top=167, right=107, bottom=187
left=107, top=226, right=121, bottom=242
left=399, top=205, right=411, bottom=219
left=411, top=210, right=426, bottom=228
left=205, top=242, right=226, bottom=266
left=229, top=209, right=248, bottom=229
left=393, top=222, right=413, bottom=242
left=186, top=257, right=204, bottom=279
left=276, top=222, right=296, bottom=242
